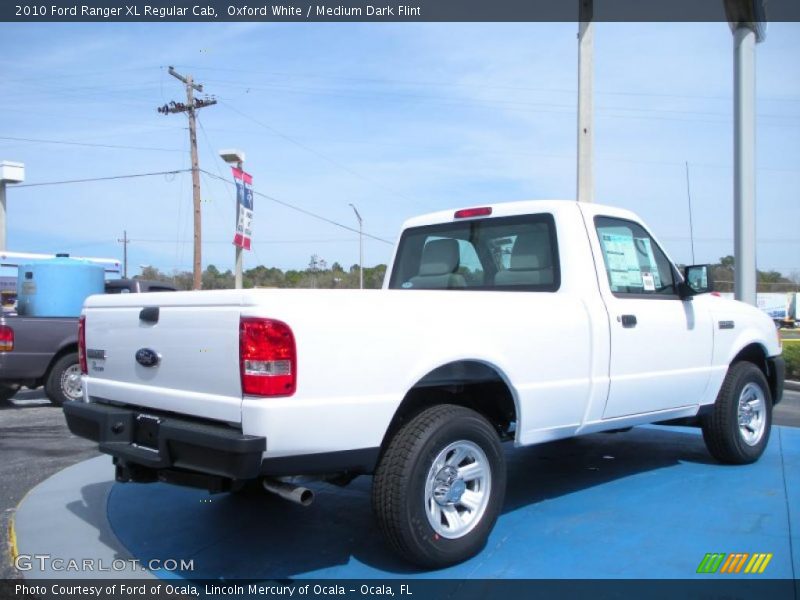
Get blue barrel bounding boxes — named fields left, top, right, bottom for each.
left=16, top=255, right=105, bottom=317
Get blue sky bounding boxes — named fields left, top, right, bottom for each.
left=1, top=22, right=798, bottom=277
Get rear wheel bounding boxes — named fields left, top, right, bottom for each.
left=372, top=405, right=506, bottom=568
left=45, top=353, right=82, bottom=406
left=702, top=361, right=772, bottom=464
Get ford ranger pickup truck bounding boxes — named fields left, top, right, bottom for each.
left=63, top=200, right=784, bottom=568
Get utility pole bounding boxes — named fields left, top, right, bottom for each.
left=684, top=162, right=696, bottom=265
left=158, top=66, right=217, bottom=290
left=117, top=230, right=129, bottom=278
left=349, top=203, right=363, bottom=289
left=576, top=0, right=594, bottom=203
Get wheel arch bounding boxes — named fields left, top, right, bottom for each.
left=378, top=359, right=518, bottom=459
left=44, top=343, right=78, bottom=379
left=729, top=342, right=780, bottom=404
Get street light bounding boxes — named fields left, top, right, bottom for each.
left=219, top=149, right=246, bottom=289
left=349, top=203, right=363, bottom=289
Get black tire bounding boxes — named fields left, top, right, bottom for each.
left=0, top=383, right=19, bottom=405
left=44, top=353, right=82, bottom=406
left=702, top=361, right=772, bottom=465
left=372, top=404, right=506, bottom=569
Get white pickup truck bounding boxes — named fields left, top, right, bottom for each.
left=64, top=200, right=785, bottom=568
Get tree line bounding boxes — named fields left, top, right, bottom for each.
left=708, top=255, right=799, bottom=293
left=137, top=253, right=798, bottom=293
left=139, top=255, right=387, bottom=290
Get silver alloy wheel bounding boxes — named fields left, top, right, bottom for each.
left=424, top=440, right=491, bottom=539
left=61, top=364, right=83, bottom=401
left=737, top=382, right=767, bottom=446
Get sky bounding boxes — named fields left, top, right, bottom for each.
left=1, top=21, right=798, bottom=278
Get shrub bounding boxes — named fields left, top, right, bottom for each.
left=783, top=341, right=800, bottom=381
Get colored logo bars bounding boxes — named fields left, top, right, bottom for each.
left=696, top=553, right=773, bottom=574
left=232, top=167, right=254, bottom=250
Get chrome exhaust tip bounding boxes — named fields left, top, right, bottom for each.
left=261, top=478, right=314, bottom=507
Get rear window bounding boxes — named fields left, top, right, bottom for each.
left=388, top=214, right=560, bottom=291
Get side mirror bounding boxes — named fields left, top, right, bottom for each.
left=681, top=264, right=713, bottom=298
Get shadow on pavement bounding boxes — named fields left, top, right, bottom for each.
left=0, top=388, right=52, bottom=410
left=95, top=426, right=722, bottom=579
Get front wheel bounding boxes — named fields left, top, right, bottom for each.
left=45, top=353, right=82, bottom=406
left=372, top=405, right=506, bottom=569
left=702, top=361, right=772, bottom=464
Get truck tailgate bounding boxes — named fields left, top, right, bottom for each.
left=83, top=294, right=243, bottom=424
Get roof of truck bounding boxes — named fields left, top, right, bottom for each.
left=400, top=199, right=641, bottom=230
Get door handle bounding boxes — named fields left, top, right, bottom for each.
left=620, top=314, right=637, bottom=328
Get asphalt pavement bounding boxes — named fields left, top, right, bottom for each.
left=1, top=385, right=799, bottom=579
left=0, top=389, right=98, bottom=579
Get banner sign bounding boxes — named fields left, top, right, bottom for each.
left=232, top=167, right=253, bottom=251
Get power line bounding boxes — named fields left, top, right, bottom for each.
left=9, top=163, right=393, bottom=246
left=2, top=129, right=794, bottom=175
left=0, top=135, right=185, bottom=153
left=211, top=84, right=798, bottom=129
left=14, top=169, right=191, bottom=188
left=201, top=169, right=394, bottom=245
left=176, top=65, right=800, bottom=103
left=207, top=79, right=800, bottom=122
left=218, top=99, right=420, bottom=206
left=4, top=66, right=158, bottom=84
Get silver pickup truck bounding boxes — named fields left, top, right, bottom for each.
left=0, top=279, right=176, bottom=405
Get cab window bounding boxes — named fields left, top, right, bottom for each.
left=594, top=216, right=676, bottom=297
left=388, top=214, right=560, bottom=292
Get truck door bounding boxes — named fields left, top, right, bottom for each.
left=591, top=215, right=714, bottom=419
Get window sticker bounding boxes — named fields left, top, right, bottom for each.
left=600, top=233, right=643, bottom=290
left=634, top=237, right=662, bottom=289
left=642, top=272, right=656, bottom=291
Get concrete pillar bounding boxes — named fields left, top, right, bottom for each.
left=733, top=26, right=757, bottom=306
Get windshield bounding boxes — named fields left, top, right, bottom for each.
left=388, top=214, right=560, bottom=292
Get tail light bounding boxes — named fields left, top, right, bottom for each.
left=240, top=317, right=296, bottom=397
left=78, top=316, right=87, bottom=374
left=0, top=325, right=13, bottom=352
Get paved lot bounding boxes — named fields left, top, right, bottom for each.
left=775, top=384, right=800, bottom=427
left=1, top=385, right=799, bottom=579
left=0, top=389, right=99, bottom=579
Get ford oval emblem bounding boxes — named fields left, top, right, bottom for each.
left=135, top=348, right=160, bottom=368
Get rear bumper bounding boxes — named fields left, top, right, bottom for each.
left=63, top=400, right=266, bottom=482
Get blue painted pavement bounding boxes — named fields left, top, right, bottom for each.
left=107, top=425, right=799, bottom=580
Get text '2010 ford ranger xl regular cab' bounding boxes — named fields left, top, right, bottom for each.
left=64, top=200, right=784, bottom=568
